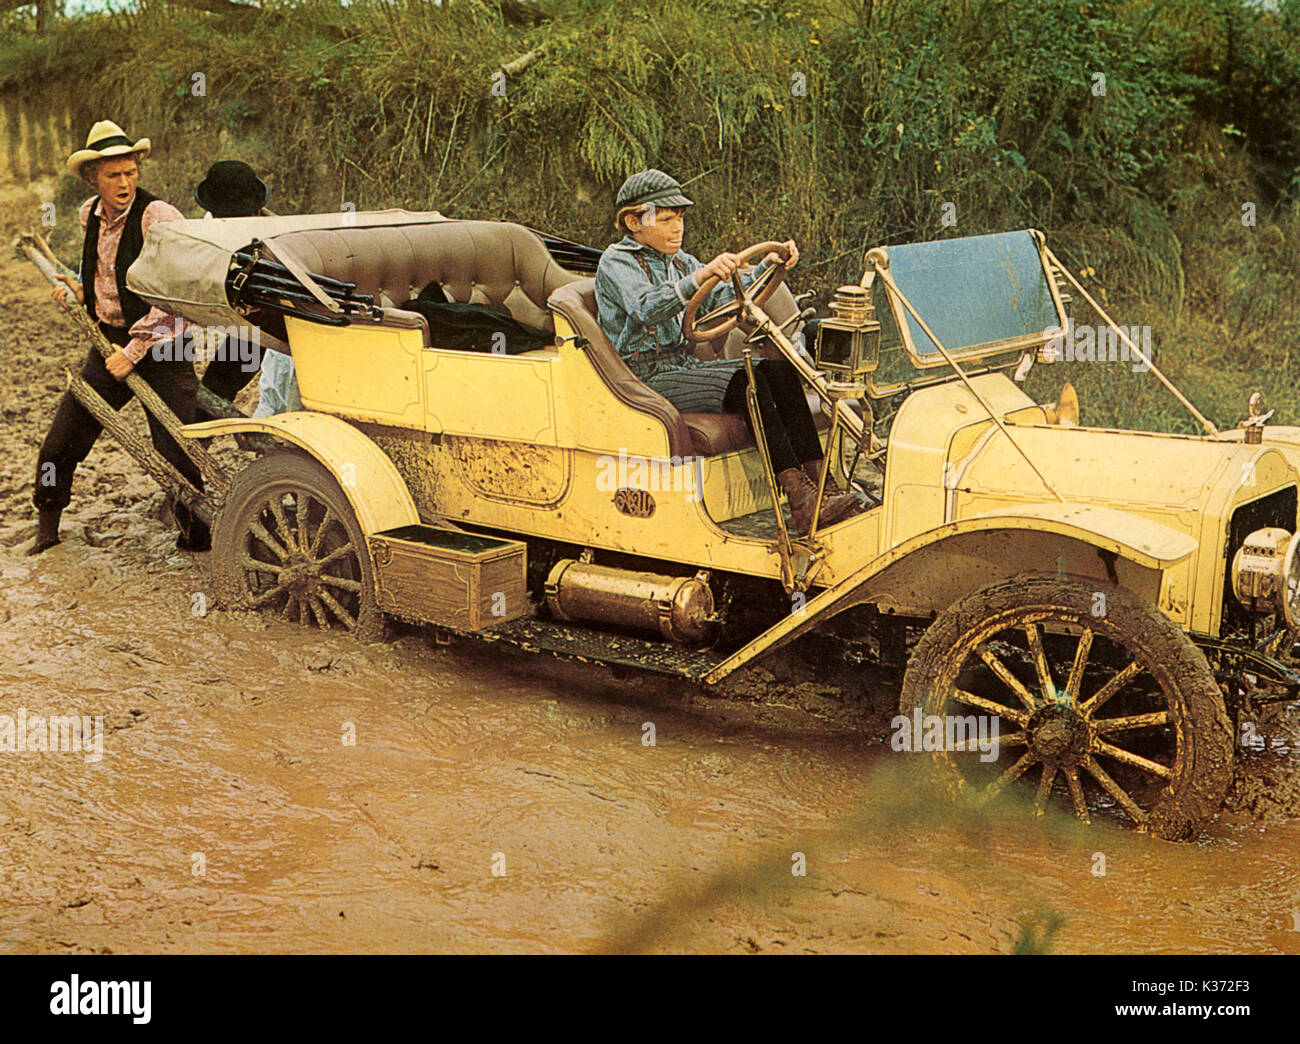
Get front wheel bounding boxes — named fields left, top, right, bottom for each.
left=211, top=450, right=387, bottom=643
left=900, top=575, right=1233, bottom=840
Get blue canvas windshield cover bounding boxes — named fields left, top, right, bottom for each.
left=881, top=229, right=1061, bottom=360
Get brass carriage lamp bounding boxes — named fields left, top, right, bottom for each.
left=806, top=285, right=883, bottom=537
left=814, top=285, right=882, bottom=388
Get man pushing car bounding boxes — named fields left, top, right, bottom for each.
left=30, top=120, right=210, bottom=555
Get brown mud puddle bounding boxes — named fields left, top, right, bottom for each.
left=1, top=255, right=1298, bottom=953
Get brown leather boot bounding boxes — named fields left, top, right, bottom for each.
left=777, top=466, right=860, bottom=536
left=173, top=500, right=212, bottom=553
left=801, top=458, right=866, bottom=521
left=27, top=507, right=62, bottom=555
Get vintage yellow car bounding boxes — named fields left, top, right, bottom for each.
left=116, top=209, right=1300, bottom=840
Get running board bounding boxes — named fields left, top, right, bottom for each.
left=429, top=615, right=729, bottom=680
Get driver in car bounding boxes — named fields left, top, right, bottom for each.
left=595, top=168, right=863, bottom=534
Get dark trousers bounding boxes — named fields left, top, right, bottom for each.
left=34, top=324, right=206, bottom=534
left=723, top=357, right=823, bottom=473
left=198, top=351, right=258, bottom=420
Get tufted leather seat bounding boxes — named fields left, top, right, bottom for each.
left=548, top=280, right=696, bottom=457
left=549, top=280, right=825, bottom=458
left=263, top=220, right=824, bottom=458
left=269, top=220, right=581, bottom=339
left=547, top=279, right=829, bottom=458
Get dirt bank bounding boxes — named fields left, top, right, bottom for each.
left=1, top=253, right=1297, bottom=954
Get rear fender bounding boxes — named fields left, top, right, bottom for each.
left=181, top=413, right=419, bottom=535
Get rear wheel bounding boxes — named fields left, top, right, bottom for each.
left=900, top=575, right=1233, bottom=839
left=211, top=450, right=386, bottom=643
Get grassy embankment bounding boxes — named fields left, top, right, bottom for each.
left=2, top=0, right=1297, bottom=433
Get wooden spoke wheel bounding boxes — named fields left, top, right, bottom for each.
left=211, top=451, right=386, bottom=643
left=900, top=576, right=1233, bottom=839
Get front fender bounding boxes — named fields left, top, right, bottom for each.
left=942, top=503, right=1198, bottom=569
left=181, top=413, right=419, bottom=535
left=704, top=504, right=1194, bottom=684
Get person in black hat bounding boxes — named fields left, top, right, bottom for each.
left=193, top=161, right=276, bottom=419
left=194, top=160, right=270, bottom=219
left=594, top=168, right=863, bottom=536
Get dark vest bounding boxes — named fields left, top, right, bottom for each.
left=81, top=186, right=159, bottom=328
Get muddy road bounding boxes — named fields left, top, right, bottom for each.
left=1, top=255, right=1298, bottom=954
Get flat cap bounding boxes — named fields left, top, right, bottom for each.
left=615, top=168, right=694, bottom=210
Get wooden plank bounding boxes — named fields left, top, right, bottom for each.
left=65, top=370, right=214, bottom=526
left=16, top=232, right=231, bottom=497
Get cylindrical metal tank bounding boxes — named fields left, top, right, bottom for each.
left=545, top=559, right=716, bottom=643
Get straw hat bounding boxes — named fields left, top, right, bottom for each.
left=66, top=120, right=151, bottom=179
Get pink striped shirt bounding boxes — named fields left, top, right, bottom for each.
left=79, top=194, right=190, bottom=365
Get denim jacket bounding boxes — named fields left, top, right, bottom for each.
left=594, top=236, right=769, bottom=379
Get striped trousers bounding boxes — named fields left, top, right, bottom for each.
left=633, top=350, right=821, bottom=472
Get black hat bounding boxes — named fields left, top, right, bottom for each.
left=195, top=160, right=269, bottom=218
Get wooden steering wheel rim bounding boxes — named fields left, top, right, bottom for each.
left=682, top=240, right=790, bottom=343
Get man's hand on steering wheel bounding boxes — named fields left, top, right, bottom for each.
left=682, top=239, right=796, bottom=342
left=699, top=251, right=743, bottom=283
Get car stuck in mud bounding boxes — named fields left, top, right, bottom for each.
left=21, top=209, right=1300, bottom=841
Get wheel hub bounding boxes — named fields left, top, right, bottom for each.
left=282, top=553, right=320, bottom=594
left=1027, top=704, right=1091, bottom=766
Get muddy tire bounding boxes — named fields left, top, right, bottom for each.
left=899, top=575, right=1233, bottom=840
left=211, top=450, right=387, bottom=643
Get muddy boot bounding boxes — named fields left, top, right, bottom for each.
left=801, top=458, right=866, bottom=522
left=27, top=507, right=62, bottom=555
left=778, top=466, right=858, bottom=537
left=174, top=501, right=212, bottom=553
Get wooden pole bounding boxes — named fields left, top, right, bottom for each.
left=30, top=229, right=76, bottom=278
left=31, top=232, right=283, bottom=440
left=1043, top=245, right=1219, bottom=438
left=65, top=369, right=214, bottom=526
left=16, top=232, right=230, bottom=497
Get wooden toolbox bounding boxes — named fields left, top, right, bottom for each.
left=368, top=524, right=528, bottom=630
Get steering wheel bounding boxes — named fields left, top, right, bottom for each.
left=682, top=241, right=791, bottom=343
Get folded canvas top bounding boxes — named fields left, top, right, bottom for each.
left=126, top=209, right=448, bottom=329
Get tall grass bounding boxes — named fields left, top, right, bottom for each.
left=3, top=0, right=1297, bottom=432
